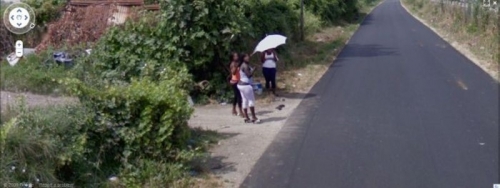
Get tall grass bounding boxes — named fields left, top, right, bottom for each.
left=0, top=101, right=90, bottom=186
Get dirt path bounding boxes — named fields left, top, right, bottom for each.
left=188, top=93, right=307, bottom=187
left=1, top=91, right=77, bottom=110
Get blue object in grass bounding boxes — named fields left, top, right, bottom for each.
left=253, top=82, right=263, bottom=95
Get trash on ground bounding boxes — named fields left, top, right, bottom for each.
left=276, top=104, right=285, bottom=110
left=108, top=176, right=118, bottom=181
left=253, top=82, right=263, bottom=95
left=6, top=53, right=19, bottom=66
left=5, top=48, right=36, bottom=66
left=53, top=51, right=74, bottom=68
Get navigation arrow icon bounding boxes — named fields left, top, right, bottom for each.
left=11, top=15, right=14, bottom=20
left=17, top=9, right=22, bottom=13
left=25, top=15, right=28, bottom=20
left=17, top=23, right=21, bottom=26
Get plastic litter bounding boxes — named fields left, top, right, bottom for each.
left=5, top=48, right=36, bottom=66
left=108, top=176, right=118, bottom=181
left=253, top=82, right=263, bottom=95
left=6, top=53, right=19, bottom=66
left=53, top=51, right=74, bottom=68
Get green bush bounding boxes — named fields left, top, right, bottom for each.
left=1, top=68, right=205, bottom=187
left=244, top=0, right=300, bottom=41
left=22, top=0, right=66, bottom=25
left=160, top=0, right=249, bottom=72
left=64, top=65, right=196, bottom=186
left=80, top=0, right=249, bottom=100
left=75, top=12, right=173, bottom=85
left=304, top=10, right=323, bottom=35
left=303, top=0, right=360, bottom=24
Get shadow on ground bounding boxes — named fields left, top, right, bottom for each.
left=260, top=116, right=287, bottom=123
left=191, top=128, right=239, bottom=143
left=205, top=155, right=237, bottom=175
left=256, top=110, right=273, bottom=116
left=337, top=44, right=399, bottom=58
left=190, top=129, right=239, bottom=175
left=360, top=13, right=375, bottom=26
left=280, top=92, right=317, bottom=99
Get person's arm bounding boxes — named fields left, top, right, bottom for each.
left=261, top=53, right=265, bottom=63
left=274, top=51, right=279, bottom=62
left=230, top=62, right=238, bottom=75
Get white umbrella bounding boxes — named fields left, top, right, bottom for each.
left=253, top=34, right=287, bottom=54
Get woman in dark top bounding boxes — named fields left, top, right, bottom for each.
left=229, top=52, right=243, bottom=117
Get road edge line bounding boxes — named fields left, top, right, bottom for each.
left=400, top=0, right=499, bottom=83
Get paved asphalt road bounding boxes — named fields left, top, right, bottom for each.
left=241, top=0, right=499, bottom=188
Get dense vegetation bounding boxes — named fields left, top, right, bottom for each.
left=1, top=0, right=378, bottom=187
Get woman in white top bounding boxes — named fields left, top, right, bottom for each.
left=260, top=49, right=279, bottom=96
left=237, top=53, right=260, bottom=123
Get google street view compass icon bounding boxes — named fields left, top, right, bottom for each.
left=3, top=3, right=36, bottom=35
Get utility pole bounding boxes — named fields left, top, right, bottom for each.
left=300, top=0, right=304, bottom=41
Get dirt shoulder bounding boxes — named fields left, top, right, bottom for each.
left=1, top=91, right=77, bottom=110
left=189, top=93, right=304, bottom=187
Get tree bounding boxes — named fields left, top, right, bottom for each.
left=160, top=0, right=251, bottom=79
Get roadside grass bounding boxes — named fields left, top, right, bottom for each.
left=0, top=96, right=25, bottom=124
left=403, top=0, right=499, bottom=80
left=1, top=51, right=70, bottom=96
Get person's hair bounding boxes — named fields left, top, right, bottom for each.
left=239, top=53, right=249, bottom=66
left=230, top=52, right=238, bottom=62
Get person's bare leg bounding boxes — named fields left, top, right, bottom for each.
left=250, top=107, right=257, bottom=120
left=238, top=106, right=244, bottom=118
left=232, top=105, right=237, bottom=115
left=243, top=108, right=250, bottom=121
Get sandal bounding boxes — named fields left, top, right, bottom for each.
left=244, top=119, right=252, bottom=123
left=252, top=119, right=261, bottom=124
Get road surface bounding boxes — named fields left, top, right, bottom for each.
left=241, top=0, right=499, bottom=187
